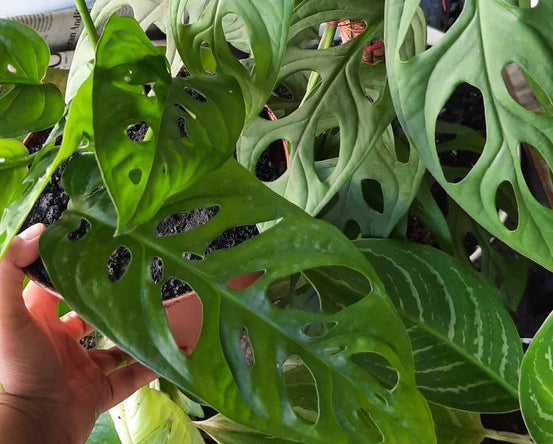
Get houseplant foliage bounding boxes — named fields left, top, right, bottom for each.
left=1, top=0, right=553, bottom=442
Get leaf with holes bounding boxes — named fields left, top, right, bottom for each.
left=520, top=311, right=553, bottom=443
left=172, top=0, right=294, bottom=119
left=42, top=154, right=435, bottom=443
left=0, top=19, right=64, bottom=137
left=356, top=239, right=523, bottom=412
left=93, top=16, right=244, bottom=234
left=238, top=0, right=422, bottom=218
left=317, top=126, right=424, bottom=238
left=0, top=75, right=93, bottom=258
left=429, top=403, right=485, bottom=444
left=385, top=0, right=553, bottom=271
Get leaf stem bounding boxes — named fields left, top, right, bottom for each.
left=484, top=429, right=535, bottom=444
left=74, top=0, right=98, bottom=48
left=299, top=23, right=337, bottom=107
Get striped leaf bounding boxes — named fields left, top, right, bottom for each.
left=520, top=311, right=553, bottom=443
left=356, top=239, right=523, bottom=412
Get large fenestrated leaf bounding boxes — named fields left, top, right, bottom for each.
left=0, top=75, right=93, bottom=258
left=172, top=0, right=294, bottom=119
left=238, top=0, right=422, bottom=219
left=356, top=239, right=523, bottom=412
left=0, top=19, right=64, bottom=137
left=41, top=155, right=435, bottom=443
left=93, top=16, right=244, bottom=234
left=385, top=0, right=553, bottom=271
left=317, top=126, right=424, bottom=238
left=520, top=311, right=553, bottom=443
left=429, top=404, right=485, bottom=444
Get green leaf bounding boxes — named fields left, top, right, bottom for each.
left=385, top=0, right=553, bottom=271
left=109, top=386, right=204, bottom=444
left=0, top=139, right=30, bottom=211
left=0, top=20, right=64, bottom=137
left=520, top=311, right=553, bottom=443
left=356, top=239, right=523, bottom=412
left=42, top=155, right=435, bottom=443
left=93, top=16, right=245, bottom=234
left=85, top=412, right=121, bottom=444
left=172, top=0, right=294, bottom=119
left=318, top=126, right=424, bottom=238
left=238, top=0, right=420, bottom=219
left=0, top=75, right=93, bottom=258
left=197, top=415, right=298, bottom=444
left=429, top=404, right=485, bottom=444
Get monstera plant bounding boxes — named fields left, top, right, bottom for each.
left=1, top=0, right=553, bottom=442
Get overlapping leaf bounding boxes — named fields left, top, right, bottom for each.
left=42, top=155, right=435, bottom=443
left=357, top=239, right=523, bottom=412
left=386, top=0, right=553, bottom=270
left=0, top=19, right=64, bottom=137
left=0, top=140, right=30, bottom=211
left=93, top=16, right=244, bottom=233
left=318, top=126, right=424, bottom=238
left=172, top=0, right=294, bottom=119
left=520, top=311, right=553, bottom=443
left=0, top=75, right=93, bottom=258
left=429, top=404, right=485, bottom=444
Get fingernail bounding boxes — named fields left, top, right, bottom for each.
left=19, top=224, right=45, bottom=241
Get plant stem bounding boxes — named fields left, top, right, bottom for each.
left=299, top=23, right=337, bottom=107
left=484, top=429, right=535, bottom=444
left=74, top=0, right=98, bottom=48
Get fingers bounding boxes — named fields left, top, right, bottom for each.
left=106, top=362, right=158, bottom=409
left=89, top=347, right=134, bottom=374
left=23, top=282, right=60, bottom=324
left=0, top=224, right=45, bottom=325
left=60, top=311, right=94, bottom=341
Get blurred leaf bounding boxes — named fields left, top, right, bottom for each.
left=430, top=404, right=485, bottom=444
left=0, top=20, right=64, bottom=137
left=0, top=139, right=30, bottom=211
left=85, top=412, right=121, bottom=444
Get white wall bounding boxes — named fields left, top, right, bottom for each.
left=0, top=0, right=95, bottom=18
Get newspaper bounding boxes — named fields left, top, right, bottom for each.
left=6, top=5, right=133, bottom=52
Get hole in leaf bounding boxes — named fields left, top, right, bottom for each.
left=255, top=134, right=289, bottom=183
left=227, top=271, right=265, bottom=290
left=6, top=64, right=16, bottom=73
left=521, top=143, right=553, bottom=208
left=495, top=181, right=519, bottom=231
left=205, top=225, right=259, bottom=255
left=222, top=13, right=251, bottom=58
left=344, top=219, right=361, bottom=240
left=184, top=87, right=207, bottom=102
left=240, top=326, right=255, bottom=368
left=161, top=277, right=193, bottom=300
left=150, top=257, right=163, bottom=284
left=107, top=246, right=131, bottom=282
left=177, top=117, right=188, bottom=137
left=67, top=218, right=90, bottom=241
left=126, top=122, right=149, bottom=142
left=283, top=355, right=318, bottom=424
left=129, top=168, right=142, bottom=185
left=269, top=71, right=313, bottom=116
left=115, top=4, right=134, bottom=17
left=464, top=232, right=482, bottom=271
left=351, top=352, right=399, bottom=391
left=361, top=179, right=384, bottom=213
left=155, top=206, right=220, bottom=236
left=182, top=252, right=204, bottom=261
left=314, top=126, right=340, bottom=162
left=437, top=83, right=486, bottom=183
left=323, top=346, right=346, bottom=357
left=163, top=288, right=203, bottom=355
left=503, top=62, right=551, bottom=114
left=302, top=321, right=337, bottom=338
left=357, top=408, right=384, bottom=442
left=421, top=0, right=464, bottom=34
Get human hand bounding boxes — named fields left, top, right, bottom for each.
left=0, top=224, right=158, bottom=444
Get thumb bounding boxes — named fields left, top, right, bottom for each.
left=0, top=224, right=45, bottom=326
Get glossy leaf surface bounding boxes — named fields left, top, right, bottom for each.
left=0, top=75, right=93, bottom=258
left=357, top=239, right=523, bottom=412
left=93, top=16, right=244, bottom=233
left=520, top=311, right=553, bottom=443
left=386, top=0, right=553, bottom=270
left=0, top=19, right=64, bottom=137
left=42, top=155, right=435, bottom=443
